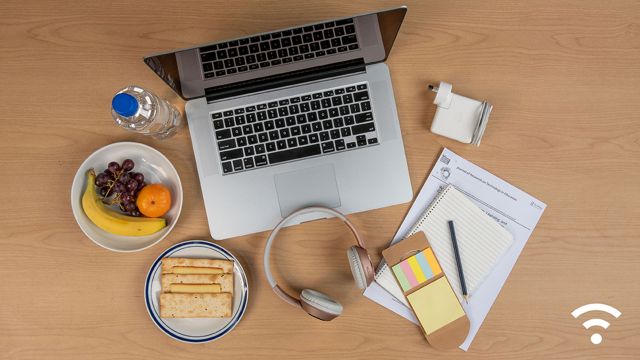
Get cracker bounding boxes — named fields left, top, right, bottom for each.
left=160, top=293, right=232, bottom=318
left=161, top=273, right=234, bottom=293
left=161, top=257, right=233, bottom=274
left=172, top=266, right=223, bottom=274
left=169, top=284, right=221, bottom=293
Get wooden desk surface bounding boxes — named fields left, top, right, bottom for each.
left=1, top=0, right=639, bottom=359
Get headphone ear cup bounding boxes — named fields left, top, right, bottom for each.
left=347, top=246, right=374, bottom=289
left=299, top=289, right=343, bottom=321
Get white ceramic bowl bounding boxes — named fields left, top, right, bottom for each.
left=70, top=142, right=183, bottom=252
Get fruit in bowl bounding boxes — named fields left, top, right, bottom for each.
left=71, top=142, right=183, bottom=252
left=82, top=169, right=167, bottom=236
left=82, top=158, right=174, bottom=237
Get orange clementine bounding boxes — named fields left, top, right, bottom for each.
left=136, top=184, right=171, bottom=218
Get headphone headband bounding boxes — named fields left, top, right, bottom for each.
left=263, top=207, right=365, bottom=288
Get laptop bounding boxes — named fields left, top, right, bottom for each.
left=144, top=6, right=412, bottom=239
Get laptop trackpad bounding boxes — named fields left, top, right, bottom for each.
left=274, top=164, right=341, bottom=217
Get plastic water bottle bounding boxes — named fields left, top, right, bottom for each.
left=111, top=85, right=181, bottom=139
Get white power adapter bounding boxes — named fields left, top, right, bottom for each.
left=429, top=81, right=493, bottom=146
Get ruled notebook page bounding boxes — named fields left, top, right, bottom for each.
left=408, top=185, right=513, bottom=298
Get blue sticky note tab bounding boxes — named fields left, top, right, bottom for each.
left=416, top=250, right=435, bottom=279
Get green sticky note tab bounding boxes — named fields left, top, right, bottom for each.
left=392, top=263, right=411, bottom=291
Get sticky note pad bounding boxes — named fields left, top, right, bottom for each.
left=391, top=248, right=443, bottom=291
left=406, top=277, right=465, bottom=335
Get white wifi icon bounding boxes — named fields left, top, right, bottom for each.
left=571, top=303, right=621, bottom=345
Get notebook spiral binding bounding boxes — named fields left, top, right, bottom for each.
left=410, top=185, right=452, bottom=236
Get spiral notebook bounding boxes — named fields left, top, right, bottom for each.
left=376, top=184, right=514, bottom=304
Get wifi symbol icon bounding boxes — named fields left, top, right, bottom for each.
left=571, top=303, right=622, bottom=345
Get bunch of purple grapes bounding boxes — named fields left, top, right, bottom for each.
left=94, top=159, right=147, bottom=216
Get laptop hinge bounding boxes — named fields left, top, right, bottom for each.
left=205, top=58, right=365, bottom=103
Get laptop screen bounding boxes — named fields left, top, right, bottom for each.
left=144, top=7, right=407, bottom=100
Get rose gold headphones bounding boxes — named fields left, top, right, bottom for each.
left=263, top=207, right=375, bottom=321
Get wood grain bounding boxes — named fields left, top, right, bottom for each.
left=1, top=0, right=639, bottom=359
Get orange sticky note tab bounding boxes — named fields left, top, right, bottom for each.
left=424, top=248, right=442, bottom=276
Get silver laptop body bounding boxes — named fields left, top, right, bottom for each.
left=144, top=7, right=412, bottom=239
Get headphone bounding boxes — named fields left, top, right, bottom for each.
left=263, top=207, right=375, bottom=321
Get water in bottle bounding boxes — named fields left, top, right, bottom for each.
left=111, top=85, right=181, bottom=139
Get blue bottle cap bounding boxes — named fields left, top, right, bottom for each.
left=112, top=93, right=139, bottom=117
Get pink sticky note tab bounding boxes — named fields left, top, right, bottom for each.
left=399, top=259, right=418, bottom=287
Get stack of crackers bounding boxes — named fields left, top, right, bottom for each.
left=160, top=258, right=234, bottom=318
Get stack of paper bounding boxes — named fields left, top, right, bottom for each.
left=363, top=148, right=546, bottom=351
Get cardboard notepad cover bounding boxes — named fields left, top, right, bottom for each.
left=382, top=231, right=470, bottom=349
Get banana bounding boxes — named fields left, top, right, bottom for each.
left=82, top=169, right=166, bottom=236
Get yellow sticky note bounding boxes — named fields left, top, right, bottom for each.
left=407, top=256, right=427, bottom=283
left=406, top=277, right=465, bottom=335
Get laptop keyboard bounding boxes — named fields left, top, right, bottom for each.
left=212, top=82, right=378, bottom=175
left=199, top=18, right=359, bottom=79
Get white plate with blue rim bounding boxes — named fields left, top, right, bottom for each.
left=144, top=240, right=249, bottom=343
